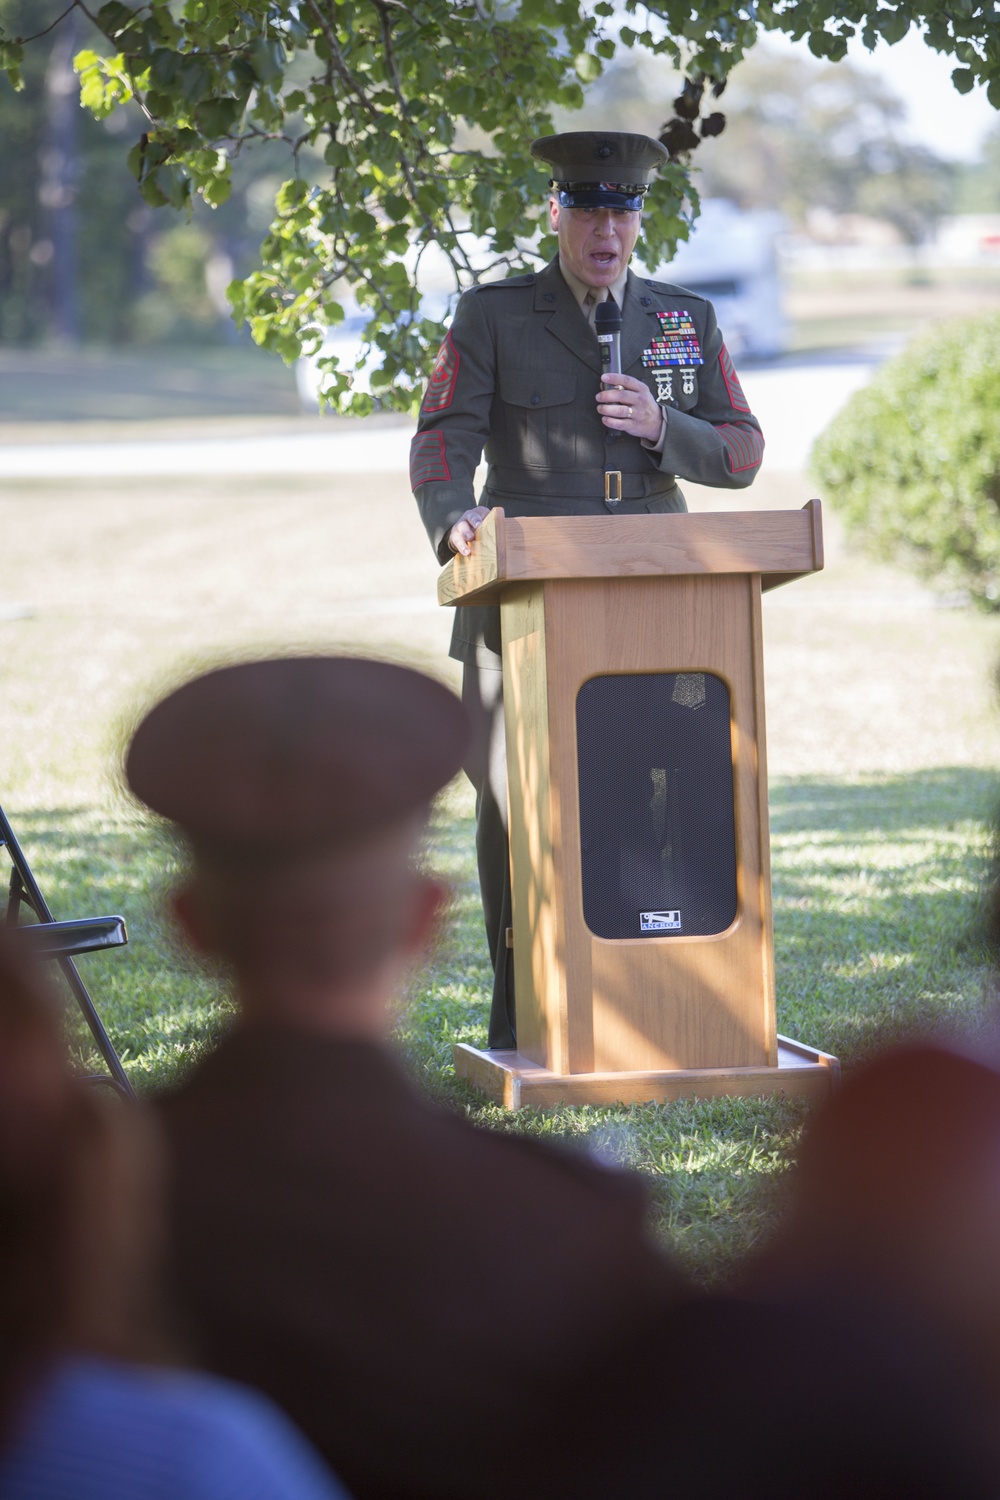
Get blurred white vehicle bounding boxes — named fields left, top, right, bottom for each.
left=296, top=235, right=488, bottom=410
left=296, top=294, right=454, bottom=409
left=296, top=301, right=378, bottom=408
left=647, top=200, right=788, bottom=361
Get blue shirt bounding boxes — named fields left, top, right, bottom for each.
left=0, top=1357, right=352, bottom=1500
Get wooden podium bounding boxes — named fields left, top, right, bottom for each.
left=439, top=502, right=838, bottom=1110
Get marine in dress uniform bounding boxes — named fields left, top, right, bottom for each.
left=410, top=131, right=765, bottom=1048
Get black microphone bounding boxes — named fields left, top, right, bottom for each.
left=594, top=297, right=622, bottom=376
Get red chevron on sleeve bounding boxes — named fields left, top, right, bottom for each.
left=719, top=343, right=751, bottom=413
left=409, top=430, right=451, bottom=488
left=423, top=331, right=460, bottom=413
left=718, top=423, right=764, bottom=474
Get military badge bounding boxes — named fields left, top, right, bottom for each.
left=641, top=310, right=703, bottom=405
left=653, top=370, right=674, bottom=403
left=409, top=430, right=451, bottom=487
left=423, top=332, right=460, bottom=414
left=718, top=343, right=750, bottom=413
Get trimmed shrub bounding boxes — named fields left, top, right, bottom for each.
left=810, top=313, right=1000, bottom=607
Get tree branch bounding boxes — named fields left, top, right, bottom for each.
left=11, top=0, right=78, bottom=44
left=367, top=0, right=451, bottom=268
left=304, top=0, right=379, bottom=119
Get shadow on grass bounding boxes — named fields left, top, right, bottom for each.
left=4, top=767, right=998, bottom=1285
left=770, top=767, right=999, bottom=1067
left=0, top=804, right=230, bottom=1091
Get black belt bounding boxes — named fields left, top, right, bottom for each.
left=488, top=465, right=677, bottom=503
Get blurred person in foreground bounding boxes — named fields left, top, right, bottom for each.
left=0, top=928, right=351, bottom=1500
left=126, top=656, right=687, bottom=1500
left=558, top=1048, right=1000, bottom=1499
left=519, top=882, right=1000, bottom=1494
left=719, top=853, right=1000, bottom=1488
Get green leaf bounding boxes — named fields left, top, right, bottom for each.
left=249, top=37, right=286, bottom=85
left=96, top=2, right=141, bottom=42
left=952, top=66, right=976, bottom=93
left=276, top=178, right=309, bottom=212
left=176, top=57, right=212, bottom=106
left=574, top=50, right=602, bottom=83
left=75, top=49, right=130, bottom=116
left=139, top=173, right=170, bottom=207
left=126, top=136, right=148, bottom=181
left=149, top=47, right=179, bottom=89
left=0, top=39, right=25, bottom=90
left=194, top=96, right=242, bottom=137
left=876, top=11, right=909, bottom=45
left=493, top=190, right=523, bottom=230
left=348, top=209, right=379, bottom=236
left=201, top=174, right=232, bottom=208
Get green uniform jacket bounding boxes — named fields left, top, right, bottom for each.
left=411, top=257, right=764, bottom=664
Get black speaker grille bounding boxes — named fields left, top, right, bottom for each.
left=576, top=672, right=737, bottom=940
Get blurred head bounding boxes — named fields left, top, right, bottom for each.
left=0, top=932, right=160, bottom=1436
left=171, top=815, right=448, bottom=1032
left=761, top=1044, right=1000, bottom=1410
left=125, top=655, right=470, bottom=1032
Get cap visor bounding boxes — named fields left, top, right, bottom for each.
left=557, top=188, right=644, bottom=210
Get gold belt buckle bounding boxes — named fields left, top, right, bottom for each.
left=604, top=470, right=622, bottom=505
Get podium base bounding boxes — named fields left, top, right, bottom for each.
left=454, top=1035, right=839, bottom=1112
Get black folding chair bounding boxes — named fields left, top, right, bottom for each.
left=0, top=802, right=134, bottom=1099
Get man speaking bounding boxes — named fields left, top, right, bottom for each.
left=410, top=130, right=765, bottom=1049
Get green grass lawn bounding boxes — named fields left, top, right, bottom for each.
left=24, top=759, right=992, bottom=1286
left=0, top=344, right=302, bottom=424
left=3, top=461, right=998, bottom=1285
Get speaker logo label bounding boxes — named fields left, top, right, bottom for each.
left=640, top=910, right=682, bottom=932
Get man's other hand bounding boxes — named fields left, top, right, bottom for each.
left=448, top=507, right=490, bottom=556
left=597, top=373, right=662, bottom=443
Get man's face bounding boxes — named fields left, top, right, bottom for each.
left=549, top=198, right=642, bottom=288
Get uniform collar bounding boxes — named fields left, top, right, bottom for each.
left=531, top=260, right=657, bottom=375
left=557, top=256, right=630, bottom=319
left=534, top=259, right=632, bottom=374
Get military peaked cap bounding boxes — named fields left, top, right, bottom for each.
left=531, top=131, right=668, bottom=210
left=125, top=656, right=469, bottom=855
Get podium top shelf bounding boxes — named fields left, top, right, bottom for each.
left=438, top=500, right=824, bottom=606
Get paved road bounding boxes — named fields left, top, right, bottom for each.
left=0, top=357, right=879, bottom=480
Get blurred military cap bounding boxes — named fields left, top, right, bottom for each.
left=531, top=131, right=668, bottom=209
left=125, top=656, right=469, bottom=855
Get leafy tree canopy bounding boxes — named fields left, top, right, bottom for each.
left=2, top=0, right=997, bottom=411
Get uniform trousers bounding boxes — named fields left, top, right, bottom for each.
left=461, top=659, right=516, bottom=1049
